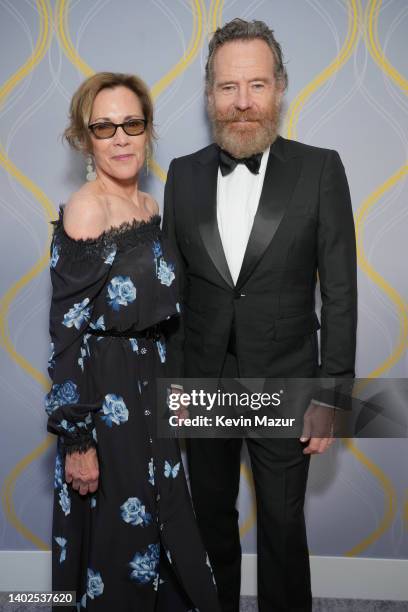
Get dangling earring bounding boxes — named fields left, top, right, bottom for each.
left=86, top=155, right=96, bottom=181
left=145, top=147, right=150, bottom=177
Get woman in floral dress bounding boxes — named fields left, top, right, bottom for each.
left=46, top=72, right=220, bottom=611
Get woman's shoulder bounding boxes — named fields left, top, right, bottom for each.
left=63, top=186, right=109, bottom=240
left=139, top=191, right=159, bottom=217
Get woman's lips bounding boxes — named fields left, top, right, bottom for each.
left=112, top=154, right=134, bottom=161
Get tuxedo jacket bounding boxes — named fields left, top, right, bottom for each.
left=162, top=136, right=357, bottom=381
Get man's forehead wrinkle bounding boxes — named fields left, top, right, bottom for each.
left=213, top=43, right=275, bottom=82
left=215, top=61, right=273, bottom=81
left=217, top=65, right=262, bottom=78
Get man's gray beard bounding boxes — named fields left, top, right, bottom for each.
left=208, top=99, right=282, bottom=158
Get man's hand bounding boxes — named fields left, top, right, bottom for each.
left=300, top=402, right=335, bottom=455
left=169, top=385, right=190, bottom=424
left=65, top=447, right=99, bottom=495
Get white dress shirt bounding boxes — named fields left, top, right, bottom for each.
left=217, top=147, right=270, bottom=285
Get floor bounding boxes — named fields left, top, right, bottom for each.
left=240, top=598, right=408, bottom=611
left=0, top=597, right=407, bottom=611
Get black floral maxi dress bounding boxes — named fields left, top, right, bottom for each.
left=46, top=209, right=220, bottom=612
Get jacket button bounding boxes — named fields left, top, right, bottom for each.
left=234, top=291, right=245, bottom=300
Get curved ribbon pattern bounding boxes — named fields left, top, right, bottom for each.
left=0, top=0, right=54, bottom=551
left=1, top=0, right=208, bottom=551
left=342, top=0, right=408, bottom=550
left=285, top=0, right=360, bottom=140
left=55, top=0, right=207, bottom=184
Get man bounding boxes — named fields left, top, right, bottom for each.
left=163, top=18, right=357, bottom=612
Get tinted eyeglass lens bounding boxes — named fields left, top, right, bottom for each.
left=92, top=123, right=116, bottom=138
left=90, top=120, right=146, bottom=139
left=123, top=120, right=146, bottom=135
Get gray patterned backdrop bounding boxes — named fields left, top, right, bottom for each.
left=0, top=0, right=407, bottom=564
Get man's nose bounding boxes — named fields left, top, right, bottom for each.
left=235, top=86, right=252, bottom=111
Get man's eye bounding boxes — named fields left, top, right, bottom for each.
left=222, top=85, right=235, bottom=92
left=252, top=83, right=264, bottom=90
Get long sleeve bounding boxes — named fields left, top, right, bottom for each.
left=315, top=150, right=357, bottom=406
left=45, top=215, right=116, bottom=454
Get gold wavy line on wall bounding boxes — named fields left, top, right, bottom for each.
left=0, top=0, right=54, bottom=551
left=366, top=0, right=408, bottom=94
left=0, top=148, right=55, bottom=390
left=354, top=164, right=408, bottom=379
left=151, top=0, right=205, bottom=100
left=0, top=0, right=50, bottom=109
left=285, top=0, right=360, bottom=140
left=1, top=436, right=53, bottom=551
left=1, top=0, right=207, bottom=551
left=342, top=439, right=398, bottom=556
left=150, top=0, right=207, bottom=182
left=55, top=0, right=93, bottom=77
left=55, top=0, right=206, bottom=184
left=352, top=0, right=408, bottom=383
left=208, top=0, right=224, bottom=35
left=283, top=0, right=398, bottom=556
left=349, top=0, right=408, bottom=541
left=341, top=0, right=408, bottom=554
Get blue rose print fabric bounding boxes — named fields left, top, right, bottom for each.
left=46, top=208, right=220, bottom=612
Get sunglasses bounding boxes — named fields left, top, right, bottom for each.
left=88, top=118, right=147, bottom=139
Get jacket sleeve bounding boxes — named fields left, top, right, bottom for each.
left=45, top=219, right=116, bottom=454
left=161, top=159, right=186, bottom=379
left=317, top=150, right=357, bottom=384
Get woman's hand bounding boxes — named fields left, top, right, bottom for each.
left=65, top=447, right=99, bottom=495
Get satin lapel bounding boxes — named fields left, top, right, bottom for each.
left=235, top=151, right=302, bottom=290
left=194, top=152, right=234, bottom=289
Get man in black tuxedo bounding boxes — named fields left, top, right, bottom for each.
left=163, top=18, right=357, bottom=612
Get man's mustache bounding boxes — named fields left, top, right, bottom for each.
left=215, top=111, right=262, bottom=123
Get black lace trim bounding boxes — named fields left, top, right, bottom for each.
left=51, top=206, right=161, bottom=259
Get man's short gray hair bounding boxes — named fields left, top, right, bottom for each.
left=205, top=18, right=288, bottom=91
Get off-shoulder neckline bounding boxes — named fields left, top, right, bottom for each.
left=53, top=205, right=161, bottom=246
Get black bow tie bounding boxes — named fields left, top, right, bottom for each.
left=219, top=149, right=262, bottom=177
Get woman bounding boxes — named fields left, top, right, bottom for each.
left=46, top=72, right=220, bottom=611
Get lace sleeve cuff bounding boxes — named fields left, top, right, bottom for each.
left=46, top=394, right=100, bottom=454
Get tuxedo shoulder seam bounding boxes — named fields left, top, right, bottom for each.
left=172, top=143, right=218, bottom=166
left=280, top=136, right=337, bottom=159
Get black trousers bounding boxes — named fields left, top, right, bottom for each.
left=186, top=353, right=312, bottom=612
